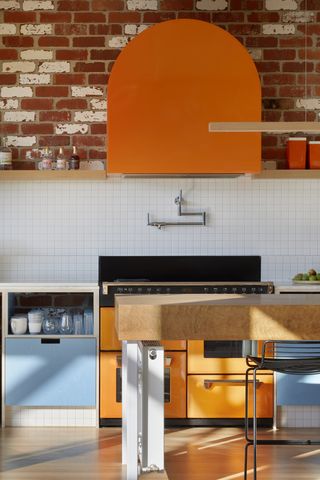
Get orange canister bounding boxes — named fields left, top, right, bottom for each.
left=309, top=141, right=320, bottom=169
left=286, top=137, right=307, bottom=169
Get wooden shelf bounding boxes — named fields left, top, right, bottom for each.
left=253, top=170, right=320, bottom=179
left=0, top=170, right=106, bottom=181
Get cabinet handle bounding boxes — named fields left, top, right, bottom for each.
left=203, top=379, right=261, bottom=390
left=41, top=338, right=60, bottom=344
left=165, top=356, right=173, bottom=367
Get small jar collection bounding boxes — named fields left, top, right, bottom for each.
left=10, top=308, right=94, bottom=336
left=27, top=146, right=80, bottom=171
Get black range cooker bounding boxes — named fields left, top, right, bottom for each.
left=99, top=255, right=273, bottom=306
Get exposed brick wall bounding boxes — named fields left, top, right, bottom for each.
left=0, top=0, right=319, bottom=169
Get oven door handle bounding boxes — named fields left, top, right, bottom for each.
left=203, top=379, right=261, bottom=389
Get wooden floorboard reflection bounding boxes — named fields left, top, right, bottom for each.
left=0, top=427, right=319, bottom=479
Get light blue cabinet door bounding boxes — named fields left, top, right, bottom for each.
left=277, top=372, right=320, bottom=405
left=5, top=338, right=96, bottom=407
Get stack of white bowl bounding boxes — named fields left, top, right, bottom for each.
left=28, top=309, right=44, bottom=334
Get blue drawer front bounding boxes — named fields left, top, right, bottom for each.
left=277, top=372, right=320, bottom=405
left=5, top=338, right=96, bottom=407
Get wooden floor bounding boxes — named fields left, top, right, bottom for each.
left=0, top=427, right=320, bottom=479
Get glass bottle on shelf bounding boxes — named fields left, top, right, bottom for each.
left=83, top=309, right=94, bottom=335
left=43, top=313, right=59, bottom=334
left=40, top=146, right=53, bottom=170
left=68, top=146, right=80, bottom=170
left=73, top=310, right=83, bottom=335
left=0, top=137, right=13, bottom=170
left=56, top=147, right=67, bottom=170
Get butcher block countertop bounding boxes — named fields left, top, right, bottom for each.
left=115, top=293, right=320, bottom=341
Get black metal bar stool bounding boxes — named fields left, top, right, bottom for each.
left=244, top=340, right=320, bottom=479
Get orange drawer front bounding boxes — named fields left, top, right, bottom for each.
left=188, top=340, right=248, bottom=374
left=100, top=351, right=187, bottom=419
left=187, top=374, right=273, bottom=419
left=100, top=307, right=186, bottom=351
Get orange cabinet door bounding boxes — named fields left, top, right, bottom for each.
left=187, top=340, right=248, bottom=374
left=100, top=308, right=186, bottom=351
left=100, top=351, right=187, bottom=419
left=187, top=374, right=273, bottom=419
left=100, top=352, right=122, bottom=419
left=100, top=308, right=121, bottom=351
left=165, top=352, right=186, bottom=418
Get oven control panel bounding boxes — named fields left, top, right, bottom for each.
left=100, top=282, right=274, bottom=306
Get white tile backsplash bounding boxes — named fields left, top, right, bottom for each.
left=0, top=176, right=320, bottom=283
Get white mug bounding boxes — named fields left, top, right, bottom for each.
left=28, top=321, right=42, bottom=334
left=11, top=315, right=27, bottom=335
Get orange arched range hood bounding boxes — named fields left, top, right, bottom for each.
left=107, top=19, right=261, bottom=175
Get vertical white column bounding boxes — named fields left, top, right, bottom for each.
left=125, top=341, right=139, bottom=480
left=122, top=340, right=127, bottom=465
left=141, top=344, right=164, bottom=472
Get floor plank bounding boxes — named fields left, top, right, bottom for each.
left=0, top=427, right=319, bottom=479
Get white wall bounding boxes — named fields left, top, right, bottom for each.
left=0, top=176, right=319, bottom=283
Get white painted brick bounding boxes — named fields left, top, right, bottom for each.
left=127, top=0, right=157, bottom=10
left=39, top=62, right=70, bottom=73
left=0, top=1, right=20, bottom=9
left=90, top=99, right=107, bottom=110
left=56, top=124, right=89, bottom=135
left=23, top=0, right=54, bottom=10
left=248, top=48, right=262, bottom=61
left=3, top=61, right=35, bottom=73
left=74, top=111, right=106, bottom=122
left=21, top=49, right=53, bottom=60
left=6, top=136, right=36, bottom=147
left=71, top=86, right=103, bottom=97
left=20, top=73, right=50, bottom=85
left=108, top=36, right=129, bottom=48
left=282, top=11, right=315, bottom=23
left=124, top=24, right=138, bottom=35
left=20, top=24, right=52, bottom=35
left=196, top=0, right=228, bottom=10
left=0, top=24, right=16, bottom=34
left=137, top=24, right=148, bottom=34
left=1, top=86, right=33, bottom=98
left=296, top=99, right=320, bottom=110
left=266, top=0, right=297, bottom=10
left=263, top=24, right=295, bottom=34
left=4, top=111, right=35, bottom=122
left=0, top=99, right=18, bottom=109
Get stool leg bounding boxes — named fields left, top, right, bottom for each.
left=244, top=442, right=251, bottom=480
left=245, top=367, right=254, bottom=442
left=253, top=367, right=258, bottom=480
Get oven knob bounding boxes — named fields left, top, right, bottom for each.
left=166, top=288, right=171, bottom=293
left=242, top=287, right=247, bottom=293
left=147, top=288, right=152, bottom=293
left=259, top=287, right=264, bottom=293
left=137, top=288, right=142, bottom=293
left=223, top=287, right=228, bottom=292
left=204, top=287, right=209, bottom=293
left=156, top=288, right=162, bottom=293
left=213, top=288, right=218, bottom=293
left=251, top=287, right=256, bottom=293
left=232, top=287, right=237, bottom=293
left=128, top=287, right=133, bottom=292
